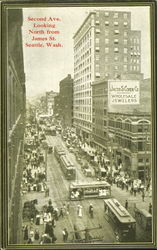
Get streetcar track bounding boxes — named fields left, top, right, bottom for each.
left=46, top=136, right=77, bottom=235
left=47, top=136, right=102, bottom=240
left=46, top=135, right=119, bottom=243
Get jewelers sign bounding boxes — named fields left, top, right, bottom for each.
left=108, top=80, right=140, bottom=105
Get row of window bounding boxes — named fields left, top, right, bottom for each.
left=74, top=82, right=91, bottom=91
left=74, top=73, right=92, bottom=81
left=74, top=118, right=92, bottom=129
left=75, top=48, right=91, bottom=59
left=95, top=11, right=129, bottom=19
left=74, top=52, right=91, bottom=66
left=94, top=65, right=128, bottom=76
left=102, top=21, right=128, bottom=26
left=74, top=56, right=91, bottom=69
left=74, top=90, right=92, bottom=98
left=102, top=38, right=129, bottom=45
left=74, top=105, right=92, bottom=113
left=75, top=66, right=91, bottom=75
left=98, top=64, right=140, bottom=71
left=74, top=62, right=140, bottom=82
left=113, top=138, right=149, bottom=152
left=96, top=29, right=122, bottom=35
left=130, top=37, right=140, bottom=44
left=104, top=29, right=128, bottom=37
left=74, top=112, right=92, bottom=122
left=74, top=76, right=92, bottom=85
left=103, top=47, right=127, bottom=54
left=138, top=158, right=150, bottom=163
left=74, top=41, right=91, bottom=56
left=74, top=30, right=91, bottom=49
left=74, top=98, right=91, bottom=105
left=96, top=29, right=131, bottom=35
left=95, top=46, right=140, bottom=57
left=74, top=84, right=91, bottom=92
left=74, top=71, right=91, bottom=79
left=96, top=38, right=140, bottom=49
left=108, top=120, right=150, bottom=132
left=75, top=34, right=140, bottom=56
left=96, top=56, right=140, bottom=64
left=74, top=58, right=91, bottom=72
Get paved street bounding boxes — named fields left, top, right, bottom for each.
left=21, top=134, right=152, bottom=244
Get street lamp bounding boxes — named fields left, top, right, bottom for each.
left=108, top=133, right=115, bottom=178
left=143, top=124, right=149, bottom=185
left=42, top=140, right=48, bottom=181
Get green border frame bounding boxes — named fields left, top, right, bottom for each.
left=1, top=0, right=156, bottom=249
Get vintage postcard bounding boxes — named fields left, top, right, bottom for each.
left=1, top=0, right=156, bottom=249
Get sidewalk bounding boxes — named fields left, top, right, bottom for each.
left=111, top=183, right=152, bottom=217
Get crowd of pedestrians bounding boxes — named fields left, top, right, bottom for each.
left=21, top=124, right=47, bottom=195
left=62, top=126, right=152, bottom=217
left=21, top=122, right=152, bottom=244
left=22, top=197, right=72, bottom=244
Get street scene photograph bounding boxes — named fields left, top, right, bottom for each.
left=5, top=3, right=154, bottom=247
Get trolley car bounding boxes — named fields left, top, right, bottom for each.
left=54, top=145, right=65, bottom=162
left=104, top=198, right=136, bottom=242
left=60, top=155, right=76, bottom=180
left=69, top=181, right=111, bottom=200
left=134, top=207, right=152, bottom=241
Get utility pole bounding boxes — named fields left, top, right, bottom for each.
left=108, top=133, right=115, bottom=178
left=45, top=147, right=48, bottom=181
left=143, top=123, right=148, bottom=185
left=43, top=140, right=48, bottom=181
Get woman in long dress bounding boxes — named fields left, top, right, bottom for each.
left=40, top=213, right=44, bottom=225
left=23, top=225, right=29, bottom=241
left=29, top=228, right=34, bottom=242
left=78, top=205, right=82, bottom=218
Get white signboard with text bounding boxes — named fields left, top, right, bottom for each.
left=108, top=80, right=140, bottom=105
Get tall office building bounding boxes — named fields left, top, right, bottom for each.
left=45, top=90, right=58, bottom=115
left=73, top=10, right=141, bottom=139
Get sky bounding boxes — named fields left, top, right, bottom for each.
left=22, top=6, right=151, bottom=98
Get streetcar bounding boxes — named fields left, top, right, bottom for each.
left=60, top=155, right=76, bottom=180
left=134, top=207, right=152, bottom=241
left=54, top=145, right=65, bottom=161
left=45, top=125, right=56, bottom=136
left=104, top=198, right=136, bottom=242
left=69, top=181, right=111, bottom=200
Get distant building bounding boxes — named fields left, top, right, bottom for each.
left=7, top=9, right=26, bottom=243
left=73, top=10, right=141, bottom=139
left=54, top=94, right=61, bottom=118
left=45, top=90, right=58, bottom=115
left=59, top=74, right=73, bottom=127
left=40, top=95, right=47, bottom=114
